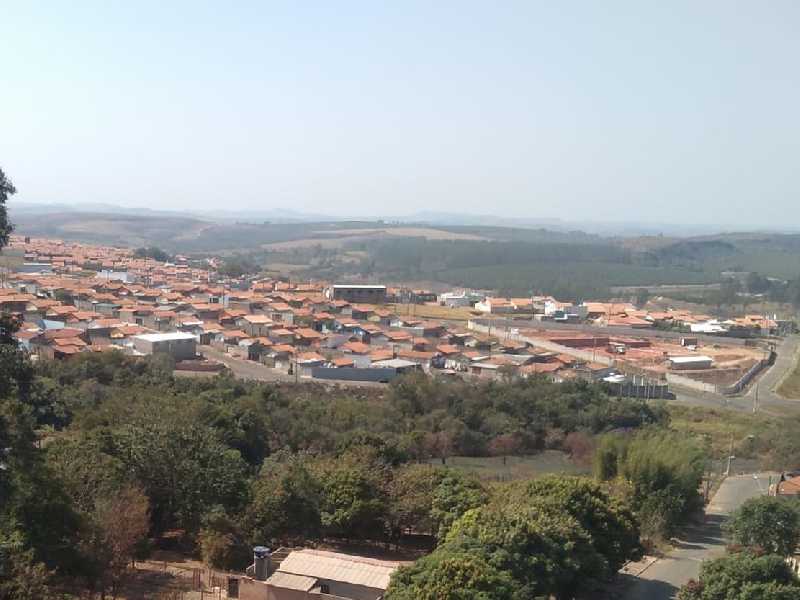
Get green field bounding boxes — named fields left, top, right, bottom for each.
left=427, top=450, right=590, bottom=482
left=436, top=262, right=714, bottom=297
left=667, top=405, right=773, bottom=457
left=778, top=348, right=800, bottom=400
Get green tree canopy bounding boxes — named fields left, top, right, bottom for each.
left=677, top=552, right=800, bottom=600
left=725, top=496, right=800, bottom=557
left=385, top=548, right=525, bottom=600
left=0, top=167, right=15, bottom=248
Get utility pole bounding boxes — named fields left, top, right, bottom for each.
left=725, top=434, right=735, bottom=476
left=753, top=383, right=759, bottom=414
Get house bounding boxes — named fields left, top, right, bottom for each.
left=269, top=328, right=296, bottom=345
left=327, top=284, right=387, bottom=304
left=296, top=352, right=327, bottom=377
left=240, top=314, right=274, bottom=337
left=132, top=332, right=197, bottom=361
left=350, top=305, right=376, bottom=321
left=438, top=290, right=483, bottom=308
left=340, top=341, right=373, bottom=368
left=371, top=358, right=422, bottom=375
left=769, top=474, right=800, bottom=497
left=294, top=328, right=324, bottom=347
left=250, top=548, right=401, bottom=600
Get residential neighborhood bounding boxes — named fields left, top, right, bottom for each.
left=4, top=235, right=791, bottom=400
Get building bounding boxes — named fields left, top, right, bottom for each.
left=667, top=355, right=713, bottom=370
left=262, top=549, right=401, bottom=600
left=327, top=285, right=387, bottom=305
left=132, top=332, right=197, bottom=360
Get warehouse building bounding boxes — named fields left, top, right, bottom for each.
left=327, top=284, right=387, bottom=304
left=132, top=332, right=197, bottom=361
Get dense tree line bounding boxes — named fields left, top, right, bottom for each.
left=678, top=496, right=800, bottom=599
left=594, top=430, right=706, bottom=541
left=1, top=345, right=674, bottom=594
left=386, top=475, right=641, bottom=599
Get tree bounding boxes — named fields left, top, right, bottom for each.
left=677, top=552, right=800, bottom=600
left=313, top=450, right=389, bottom=540
left=0, top=167, right=15, bottom=248
left=198, top=509, right=250, bottom=571
left=509, top=476, right=641, bottom=578
left=388, top=464, right=442, bottom=536
left=385, top=548, right=525, bottom=600
left=0, top=547, right=55, bottom=600
left=444, top=501, right=607, bottom=599
left=725, top=496, right=800, bottom=556
left=635, top=287, right=650, bottom=308
left=80, top=485, right=150, bottom=599
left=133, top=246, right=170, bottom=262
left=488, top=433, right=522, bottom=465
left=243, top=455, right=322, bottom=545
left=111, top=419, right=248, bottom=532
left=429, top=471, right=488, bottom=541
left=595, top=430, right=705, bottom=540
left=424, top=430, right=454, bottom=465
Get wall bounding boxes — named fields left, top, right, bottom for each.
left=311, top=367, right=397, bottom=383
left=665, top=372, right=718, bottom=394
left=472, top=317, right=755, bottom=347
left=467, top=321, right=615, bottom=366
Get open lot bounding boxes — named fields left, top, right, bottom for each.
left=426, top=451, right=590, bottom=482
left=777, top=346, right=800, bottom=399
left=388, top=302, right=480, bottom=322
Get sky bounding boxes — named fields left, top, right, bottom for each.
left=2, top=1, right=799, bottom=227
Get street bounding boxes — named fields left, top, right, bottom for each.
left=198, top=345, right=385, bottom=388
left=669, top=334, right=800, bottom=415
left=620, top=474, right=770, bottom=600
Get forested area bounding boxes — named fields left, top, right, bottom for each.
left=1, top=343, right=710, bottom=598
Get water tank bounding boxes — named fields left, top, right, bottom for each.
left=253, top=546, right=271, bottom=581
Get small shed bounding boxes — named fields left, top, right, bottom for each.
left=667, top=355, right=713, bottom=370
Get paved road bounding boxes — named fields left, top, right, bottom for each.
left=667, top=335, right=800, bottom=415
left=621, top=474, right=769, bottom=600
left=200, top=345, right=296, bottom=383
left=199, top=345, right=385, bottom=388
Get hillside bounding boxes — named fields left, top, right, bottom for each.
left=10, top=206, right=800, bottom=299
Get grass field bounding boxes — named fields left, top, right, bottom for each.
left=667, top=405, right=773, bottom=456
left=777, top=346, right=800, bottom=399
left=426, top=451, right=590, bottom=482
left=388, top=303, right=479, bottom=322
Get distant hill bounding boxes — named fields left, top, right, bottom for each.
left=9, top=204, right=800, bottom=294
left=11, top=211, right=211, bottom=248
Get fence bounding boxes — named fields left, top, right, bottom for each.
left=471, top=317, right=758, bottom=347
left=467, top=321, right=615, bottom=366
left=131, top=561, right=231, bottom=600
left=665, top=372, right=719, bottom=394
left=719, top=352, right=774, bottom=395
left=471, top=319, right=774, bottom=398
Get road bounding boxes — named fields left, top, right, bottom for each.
left=621, top=473, right=769, bottom=600
left=198, top=345, right=385, bottom=388
left=667, top=334, right=800, bottom=415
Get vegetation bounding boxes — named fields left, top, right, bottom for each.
left=0, top=166, right=14, bottom=247
left=133, top=246, right=171, bottom=262
left=386, top=475, right=640, bottom=600
left=594, top=429, right=706, bottom=540
left=678, top=551, right=800, bottom=600
left=725, top=496, right=800, bottom=557
left=777, top=347, right=800, bottom=399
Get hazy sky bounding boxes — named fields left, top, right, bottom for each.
left=2, top=1, right=799, bottom=226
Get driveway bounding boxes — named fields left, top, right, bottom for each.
left=620, top=473, right=769, bottom=600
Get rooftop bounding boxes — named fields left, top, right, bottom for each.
left=134, top=332, right=196, bottom=343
